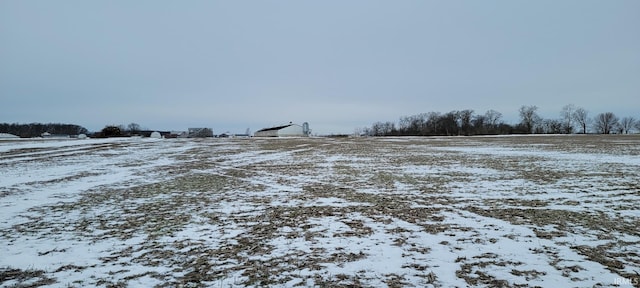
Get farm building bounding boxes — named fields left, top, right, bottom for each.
left=254, top=122, right=310, bottom=137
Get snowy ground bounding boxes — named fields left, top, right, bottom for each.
left=1, top=135, right=639, bottom=287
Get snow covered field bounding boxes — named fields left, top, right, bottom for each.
left=1, top=135, right=639, bottom=287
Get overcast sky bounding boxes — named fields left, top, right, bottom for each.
left=1, top=1, right=639, bottom=135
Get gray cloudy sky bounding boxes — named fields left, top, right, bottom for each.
left=1, top=1, right=639, bottom=135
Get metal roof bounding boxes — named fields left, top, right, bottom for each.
left=255, top=124, right=294, bottom=133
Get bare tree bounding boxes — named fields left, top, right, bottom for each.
left=619, top=117, right=636, bottom=134
left=371, top=122, right=384, bottom=136
left=127, top=123, right=141, bottom=135
left=370, top=121, right=396, bottom=136
left=519, top=105, right=541, bottom=134
left=593, top=112, right=619, bottom=134
left=459, top=109, right=474, bottom=135
left=541, top=119, right=563, bottom=134
left=484, top=109, right=502, bottom=128
left=472, top=114, right=487, bottom=134
left=425, top=112, right=441, bottom=135
left=399, top=114, right=428, bottom=135
left=572, top=107, right=589, bottom=134
left=560, top=104, right=575, bottom=134
left=383, top=121, right=396, bottom=136
left=398, top=116, right=412, bottom=134
left=439, top=111, right=461, bottom=136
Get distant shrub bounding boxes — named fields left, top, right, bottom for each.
left=99, top=126, right=123, bottom=138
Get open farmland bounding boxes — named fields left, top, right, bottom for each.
left=1, top=135, right=639, bottom=287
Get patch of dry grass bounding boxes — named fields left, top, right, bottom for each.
left=0, top=267, right=56, bottom=287
left=2, top=135, right=640, bottom=287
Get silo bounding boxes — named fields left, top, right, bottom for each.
left=302, top=122, right=310, bottom=136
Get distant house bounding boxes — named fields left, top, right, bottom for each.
left=254, top=122, right=310, bottom=137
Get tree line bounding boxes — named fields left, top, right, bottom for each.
left=0, top=123, right=89, bottom=138
left=0, top=122, right=153, bottom=138
left=361, top=105, right=639, bottom=136
left=93, top=123, right=142, bottom=138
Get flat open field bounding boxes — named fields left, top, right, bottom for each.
left=1, top=135, right=639, bottom=287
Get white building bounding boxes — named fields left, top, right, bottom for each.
left=254, top=122, right=310, bottom=137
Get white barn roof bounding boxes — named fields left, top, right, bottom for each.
left=254, top=123, right=307, bottom=137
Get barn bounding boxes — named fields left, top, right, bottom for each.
left=254, top=122, right=310, bottom=137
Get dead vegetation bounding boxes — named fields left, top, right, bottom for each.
left=0, top=267, right=56, bottom=287
left=1, top=135, right=639, bottom=287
